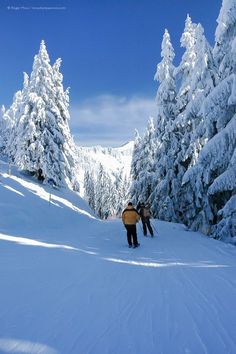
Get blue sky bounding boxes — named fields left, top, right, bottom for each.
left=0, top=0, right=222, bottom=146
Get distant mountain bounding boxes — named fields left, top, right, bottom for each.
left=76, top=141, right=134, bottom=197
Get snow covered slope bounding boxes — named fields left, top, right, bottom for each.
left=0, top=160, right=236, bottom=354
left=76, top=141, right=133, bottom=196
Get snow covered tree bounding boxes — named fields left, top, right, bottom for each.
left=84, top=169, right=96, bottom=211
left=213, top=0, right=236, bottom=79
left=174, top=15, right=198, bottom=113
left=182, top=0, right=236, bottom=239
left=4, top=73, right=29, bottom=160
left=150, top=19, right=217, bottom=223
left=114, top=168, right=129, bottom=215
left=84, top=165, right=129, bottom=219
left=130, top=129, right=143, bottom=204
left=129, top=2, right=235, bottom=240
left=80, top=143, right=133, bottom=218
left=94, top=164, right=117, bottom=219
left=173, top=23, right=218, bottom=224
left=0, top=74, right=28, bottom=155
left=135, top=117, right=157, bottom=204
left=154, top=29, right=176, bottom=124
left=148, top=29, right=178, bottom=220
left=7, top=40, right=77, bottom=187
left=51, top=57, right=78, bottom=187
left=150, top=118, right=180, bottom=222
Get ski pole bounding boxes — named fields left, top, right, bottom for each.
left=150, top=221, right=159, bottom=236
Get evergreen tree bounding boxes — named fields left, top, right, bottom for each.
left=129, top=1, right=235, bottom=240
left=130, top=129, right=142, bottom=204
left=5, top=73, right=29, bottom=160
left=154, top=29, right=176, bottom=123
left=84, top=169, right=96, bottom=211
left=149, top=29, right=178, bottom=221
left=136, top=117, right=156, bottom=204
left=175, top=23, right=218, bottom=223
left=174, top=15, right=198, bottom=113
left=7, top=40, right=77, bottom=187
left=114, top=168, right=128, bottom=215
left=152, top=19, right=217, bottom=223
left=51, top=57, right=78, bottom=187
left=213, top=0, right=236, bottom=78
left=182, top=0, right=236, bottom=238
left=95, top=164, right=116, bottom=219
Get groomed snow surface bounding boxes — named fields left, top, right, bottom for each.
left=0, top=162, right=236, bottom=354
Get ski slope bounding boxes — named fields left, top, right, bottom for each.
left=0, top=163, right=236, bottom=354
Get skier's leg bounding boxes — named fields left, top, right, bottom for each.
left=146, top=219, right=153, bottom=236
left=142, top=219, right=147, bottom=236
left=125, top=225, right=132, bottom=246
left=131, top=225, right=139, bottom=246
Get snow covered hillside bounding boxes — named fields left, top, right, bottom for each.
left=1, top=161, right=236, bottom=354
left=76, top=141, right=133, bottom=196
left=76, top=141, right=133, bottom=219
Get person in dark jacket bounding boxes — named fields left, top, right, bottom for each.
left=137, top=202, right=153, bottom=237
left=122, top=202, right=140, bottom=248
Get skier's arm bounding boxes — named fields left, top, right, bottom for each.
left=134, top=209, right=140, bottom=223
left=122, top=211, right=126, bottom=225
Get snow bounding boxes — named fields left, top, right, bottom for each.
left=77, top=141, right=133, bottom=197
left=1, top=161, right=236, bottom=354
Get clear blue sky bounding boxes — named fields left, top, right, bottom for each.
left=0, top=0, right=223, bottom=146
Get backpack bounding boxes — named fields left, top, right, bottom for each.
left=143, top=207, right=151, bottom=218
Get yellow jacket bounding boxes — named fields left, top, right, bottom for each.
left=122, top=205, right=140, bottom=225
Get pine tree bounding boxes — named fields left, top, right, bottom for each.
left=51, top=57, right=78, bottom=187
left=152, top=19, right=217, bottom=223
left=95, top=164, right=116, bottom=219
left=213, top=0, right=236, bottom=79
left=149, top=29, right=178, bottom=221
left=5, top=73, right=29, bottom=160
left=174, top=15, right=198, bottom=113
left=7, top=40, right=77, bottom=187
left=130, top=129, right=142, bottom=204
left=114, top=168, right=127, bottom=215
left=84, top=169, right=96, bottom=211
left=154, top=29, right=176, bottom=123
left=136, top=117, right=156, bottom=204
left=182, top=0, right=236, bottom=238
left=175, top=23, right=218, bottom=224
left=129, top=2, right=235, bottom=240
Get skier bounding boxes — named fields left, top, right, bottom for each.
left=137, top=202, right=154, bottom=237
left=122, top=202, right=140, bottom=248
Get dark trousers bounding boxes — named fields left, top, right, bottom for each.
left=125, top=224, right=138, bottom=246
left=142, top=218, right=153, bottom=236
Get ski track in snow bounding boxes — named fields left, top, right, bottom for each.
left=0, top=168, right=236, bottom=354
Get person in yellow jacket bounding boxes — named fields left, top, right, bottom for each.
left=122, top=202, right=140, bottom=248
